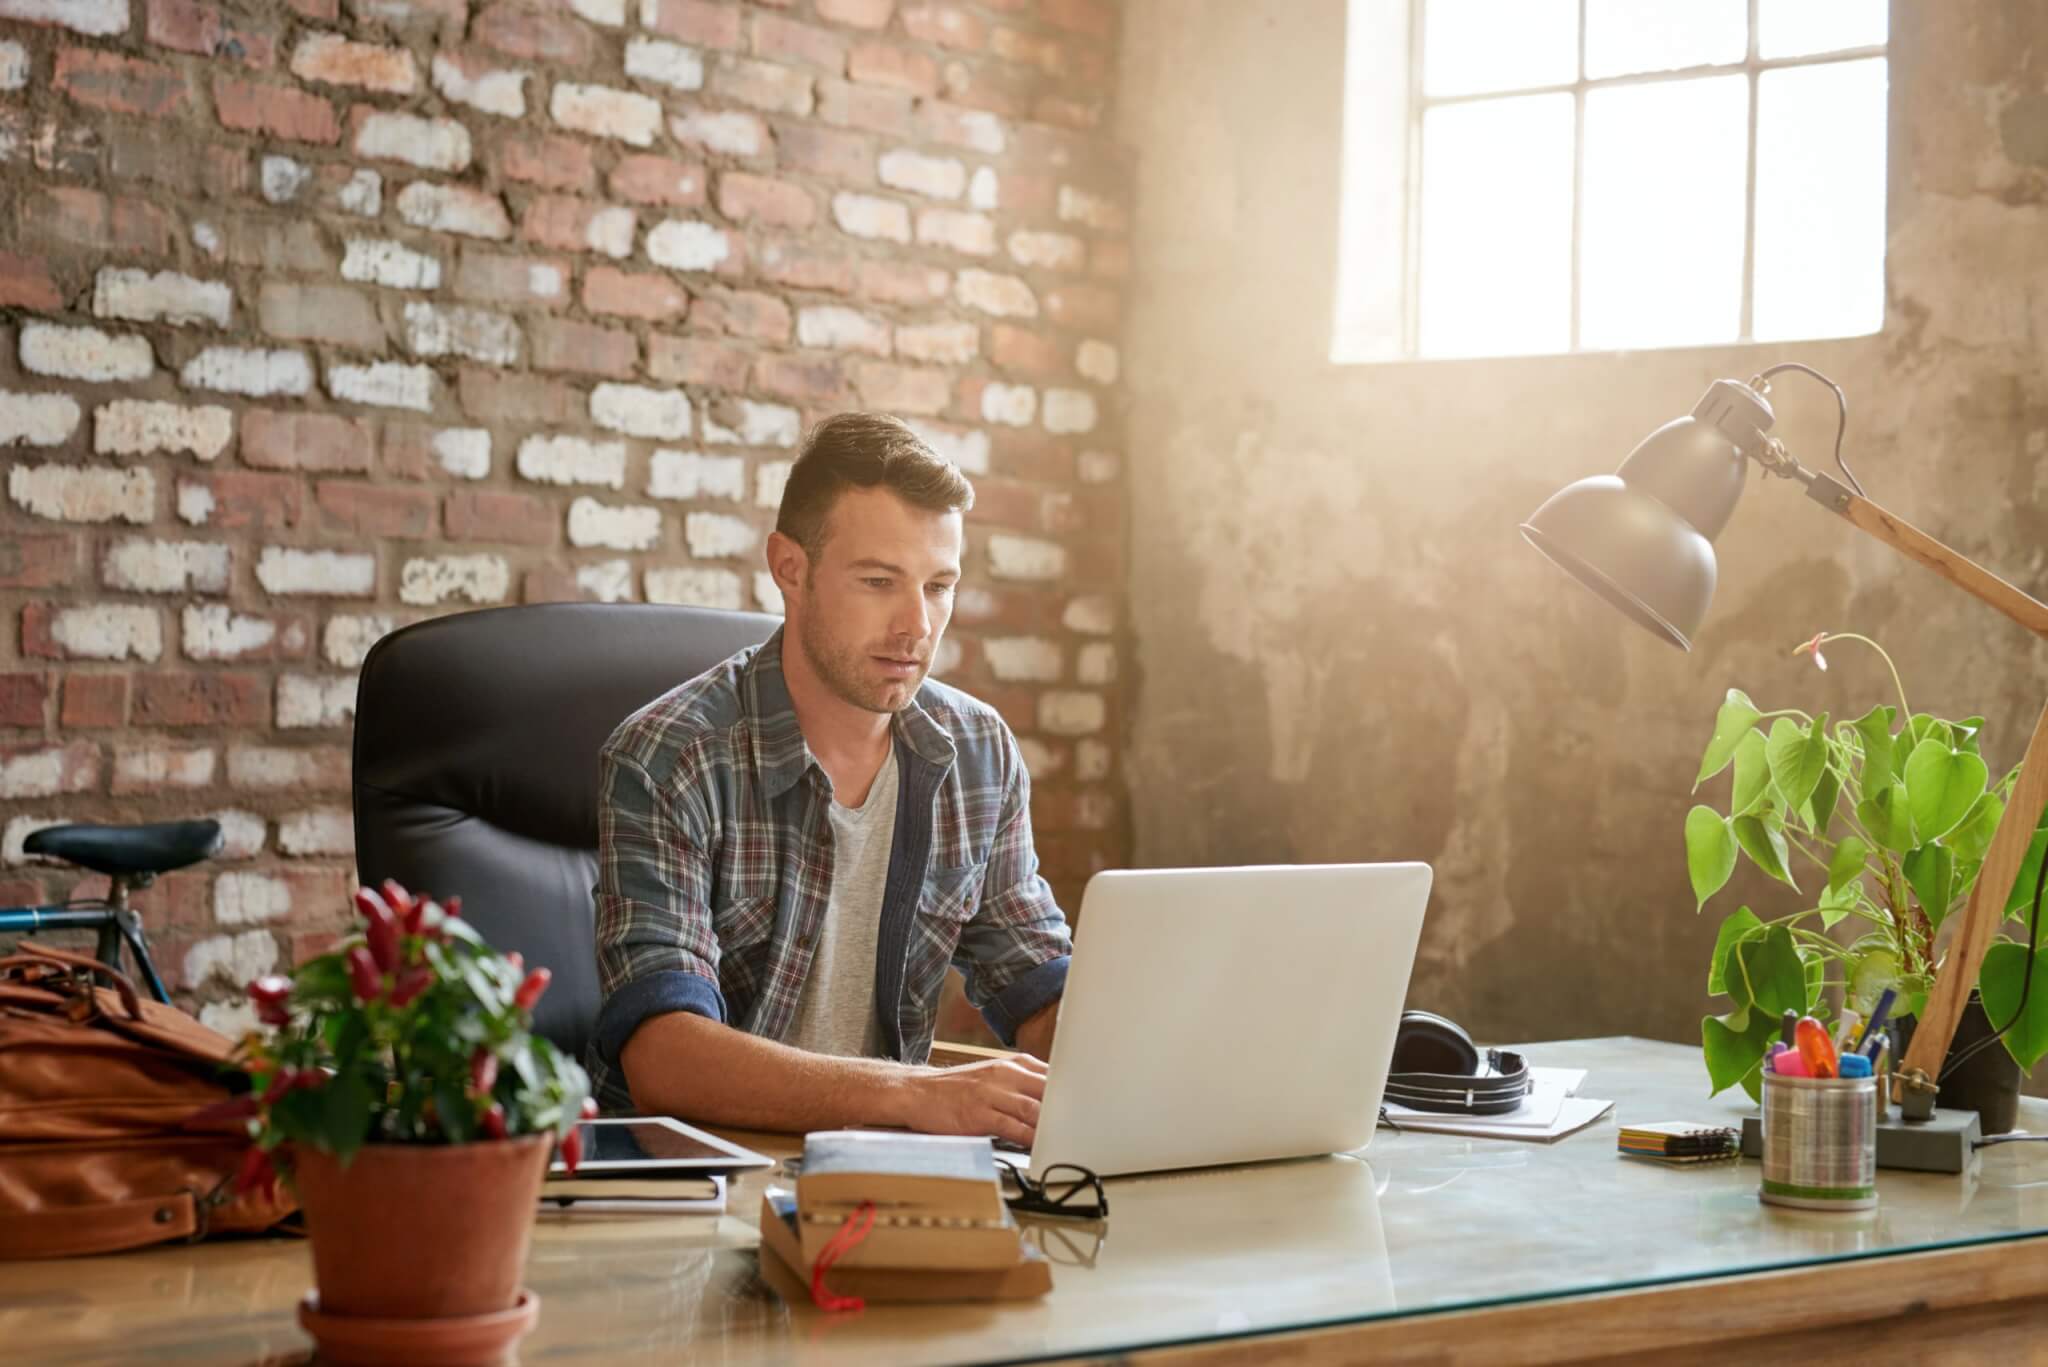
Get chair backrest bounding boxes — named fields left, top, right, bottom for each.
left=351, top=603, right=780, bottom=1062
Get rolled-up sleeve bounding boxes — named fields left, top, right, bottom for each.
left=591, top=747, right=726, bottom=1075
left=953, top=730, right=1074, bottom=1045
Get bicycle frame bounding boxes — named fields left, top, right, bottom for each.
left=0, top=874, right=170, bottom=1003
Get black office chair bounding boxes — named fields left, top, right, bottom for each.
left=350, top=602, right=780, bottom=1062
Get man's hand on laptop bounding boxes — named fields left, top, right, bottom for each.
left=896, top=1054, right=1047, bottom=1149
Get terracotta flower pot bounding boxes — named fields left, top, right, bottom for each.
left=293, top=1133, right=552, bottom=1321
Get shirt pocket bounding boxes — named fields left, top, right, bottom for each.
left=904, top=863, right=987, bottom=1016
left=711, top=894, right=777, bottom=1008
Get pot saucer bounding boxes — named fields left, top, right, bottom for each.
left=297, top=1287, right=539, bottom=1366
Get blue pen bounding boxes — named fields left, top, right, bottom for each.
left=1855, top=988, right=1897, bottom=1054
left=1862, top=1029, right=1887, bottom=1061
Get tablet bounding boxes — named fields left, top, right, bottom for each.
left=550, top=1116, right=775, bottom=1176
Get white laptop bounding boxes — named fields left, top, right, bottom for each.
left=1021, top=863, right=1431, bottom=1178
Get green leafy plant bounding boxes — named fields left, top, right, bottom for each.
left=1686, top=632, right=2048, bottom=1101
left=216, top=880, right=594, bottom=1199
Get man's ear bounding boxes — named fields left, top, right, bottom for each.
left=765, top=530, right=808, bottom=600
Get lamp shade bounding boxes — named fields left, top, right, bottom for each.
left=1520, top=404, right=1754, bottom=652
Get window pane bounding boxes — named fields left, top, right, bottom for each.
left=1584, top=0, right=1745, bottom=79
left=1757, top=0, right=1886, bottom=59
left=1754, top=59, right=1887, bottom=341
left=1418, top=94, right=1573, bottom=358
left=1580, top=76, right=1748, bottom=351
left=1423, top=0, right=1577, bottom=96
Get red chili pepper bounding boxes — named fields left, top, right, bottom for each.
left=185, top=1093, right=260, bottom=1128
left=481, top=1104, right=508, bottom=1140
left=470, top=1048, right=499, bottom=1097
left=387, top=964, right=433, bottom=1007
left=579, top=1095, right=599, bottom=1121
left=247, top=975, right=292, bottom=1027
left=381, top=878, right=419, bottom=931
left=513, top=967, right=552, bottom=1011
left=443, top=895, right=462, bottom=921
left=506, top=951, right=524, bottom=976
left=560, top=1125, right=583, bottom=1174
left=346, top=946, right=383, bottom=1002
left=231, top=1145, right=275, bottom=1197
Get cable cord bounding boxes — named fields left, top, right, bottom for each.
left=1751, top=361, right=1864, bottom=497
left=1935, top=821, right=2047, bottom=1078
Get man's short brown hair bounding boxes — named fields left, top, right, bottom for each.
left=774, top=412, right=975, bottom=557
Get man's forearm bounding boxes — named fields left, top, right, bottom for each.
left=1015, top=999, right=1059, bottom=1060
left=619, top=1011, right=918, bottom=1132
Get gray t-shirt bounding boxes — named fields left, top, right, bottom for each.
left=784, top=746, right=898, bottom=1059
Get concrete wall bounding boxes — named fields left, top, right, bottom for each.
left=1117, top=0, right=2048, bottom=1048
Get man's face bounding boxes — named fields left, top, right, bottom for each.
left=785, top=486, right=962, bottom=715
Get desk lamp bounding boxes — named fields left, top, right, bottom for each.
left=1520, top=364, right=2048, bottom=1143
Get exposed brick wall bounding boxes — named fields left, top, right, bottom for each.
left=0, top=0, right=1129, bottom=1036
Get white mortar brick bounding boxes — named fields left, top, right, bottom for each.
left=103, top=539, right=230, bottom=594
left=577, top=559, right=636, bottom=602
left=435, top=428, right=490, bottom=479
left=113, top=743, right=216, bottom=792
left=955, top=270, right=1037, bottom=318
left=645, top=566, right=742, bottom=610
left=685, top=511, right=758, bottom=559
left=193, top=223, right=223, bottom=258
left=0, top=391, right=81, bottom=447
left=326, top=361, right=433, bottom=411
left=1039, top=690, right=1105, bottom=736
left=625, top=36, right=704, bottom=90
left=197, top=1000, right=259, bottom=1037
left=184, top=604, right=280, bottom=660
left=1017, top=738, right=1062, bottom=780
left=226, top=744, right=332, bottom=789
left=585, top=206, right=637, bottom=259
left=9, top=465, right=154, bottom=524
left=753, top=570, right=784, bottom=615
left=669, top=109, right=765, bottom=157
left=968, top=166, right=998, bottom=209
left=431, top=53, right=527, bottom=117
left=20, top=323, right=153, bottom=383
left=894, top=322, right=978, bottom=366
left=277, top=673, right=357, bottom=728
left=396, top=182, right=511, bottom=239
left=1062, top=594, right=1116, bottom=635
left=904, top=420, right=991, bottom=475
left=214, top=872, right=291, bottom=926
left=1075, top=738, right=1111, bottom=782
left=209, top=809, right=266, bottom=860
left=552, top=82, right=663, bottom=146
left=400, top=554, right=511, bottom=605
left=832, top=192, right=911, bottom=243
left=918, top=209, right=994, bottom=255
left=648, top=449, right=745, bottom=501
left=980, top=382, right=1036, bottom=427
left=1078, top=449, right=1120, bottom=483
left=323, top=614, right=397, bottom=669
left=953, top=109, right=1005, bottom=154
left=0, top=745, right=99, bottom=800
left=93, top=268, right=233, bottom=328
left=517, top=434, right=626, bottom=488
left=797, top=306, right=891, bottom=356
left=403, top=301, right=521, bottom=365
left=568, top=497, right=662, bottom=550
left=247, top=817, right=325, bottom=873
left=342, top=238, right=443, bottom=290
left=256, top=547, right=376, bottom=597
left=180, top=348, right=312, bottom=398
left=931, top=635, right=961, bottom=677
left=572, top=0, right=626, bottom=22
left=183, top=929, right=278, bottom=988
left=94, top=400, right=231, bottom=460
left=176, top=483, right=215, bottom=525
left=1058, top=185, right=1124, bottom=230
left=260, top=155, right=310, bottom=203
left=592, top=383, right=692, bottom=439
left=0, top=0, right=126, bottom=36
left=1076, top=339, right=1120, bottom=385
left=293, top=32, right=418, bottom=93
left=1043, top=389, right=1099, bottom=435
left=0, top=40, right=28, bottom=89
left=46, top=603, right=163, bottom=661
left=4, top=815, right=67, bottom=866
left=755, top=461, right=791, bottom=509
left=356, top=111, right=471, bottom=171
left=702, top=399, right=800, bottom=448
left=1008, top=229, right=1085, bottom=271
left=984, top=636, right=1063, bottom=683
left=338, top=170, right=383, bottom=217
left=987, top=533, right=1066, bottom=581
left=1077, top=641, right=1117, bottom=685
left=879, top=148, right=966, bottom=200
left=646, top=219, right=733, bottom=271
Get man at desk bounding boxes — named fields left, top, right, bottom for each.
left=587, top=413, right=1072, bottom=1149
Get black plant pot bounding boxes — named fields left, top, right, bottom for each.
left=1892, top=991, right=2022, bottom=1136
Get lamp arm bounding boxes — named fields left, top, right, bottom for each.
left=1800, top=474, right=2048, bottom=1096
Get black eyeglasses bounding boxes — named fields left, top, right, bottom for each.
left=999, top=1162, right=1108, bottom=1220
left=1020, top=1217, right=1107, bottom=1267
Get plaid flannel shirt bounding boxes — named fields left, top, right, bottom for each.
left=587, top=628, right=1073, bottom=1112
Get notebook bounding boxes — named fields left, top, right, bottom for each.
left=759, top=1189, right=1050, bottom=1303
left=1617, top=1121, right=1739, bottom=1164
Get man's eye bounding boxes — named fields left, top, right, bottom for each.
left=863, top=577, right=891, bottom=588
left=928, top=583, right=955, bottom=597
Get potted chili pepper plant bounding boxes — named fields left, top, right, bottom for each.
left=228, top=880, right=593, bottom=1365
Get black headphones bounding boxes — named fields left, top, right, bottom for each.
left=1384, top=1010, right=1532, bottom=1116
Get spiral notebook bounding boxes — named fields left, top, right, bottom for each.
left=1617, top=1122, right=1739, bottom=1164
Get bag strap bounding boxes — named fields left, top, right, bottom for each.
left=0, top=1191, right=200, bottom=1260
left=0, top=941, right=144, bottom=1020
left=1385, top=1049, right=1533, bottom=1116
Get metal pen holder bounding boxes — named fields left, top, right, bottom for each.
left=1759, top=1070, right=1878, bottom=1211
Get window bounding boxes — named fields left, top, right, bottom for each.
left=1334, top=0, right=1888, bottom=362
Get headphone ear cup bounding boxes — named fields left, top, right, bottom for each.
left=1391, top=1010, right=1480, bottom=1077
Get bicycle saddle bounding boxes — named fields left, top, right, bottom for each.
left=22, top=820, right=223, bottom=878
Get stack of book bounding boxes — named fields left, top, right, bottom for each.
left=755, top=1131, right=1050, bottom=1303
left=1617, top=1121, right=1740, bottom=1165
left=539, top=1171, right=726, bottom=1214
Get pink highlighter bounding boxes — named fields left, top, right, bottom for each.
left=1772, top=1047, right=1810, bottom=1078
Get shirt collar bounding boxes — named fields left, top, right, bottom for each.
left=744, top=627, right=956, bottom=800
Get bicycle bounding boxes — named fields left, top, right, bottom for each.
left=0, top=819, right=223, bottom=1005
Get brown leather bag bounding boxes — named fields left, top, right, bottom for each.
left=0, top=941, right=297, bottom=1258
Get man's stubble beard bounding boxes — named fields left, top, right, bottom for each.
left=796, top=590, right=928, bottom=715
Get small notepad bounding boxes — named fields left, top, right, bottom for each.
left=1617, top=1121, right=1739, bottom=1164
